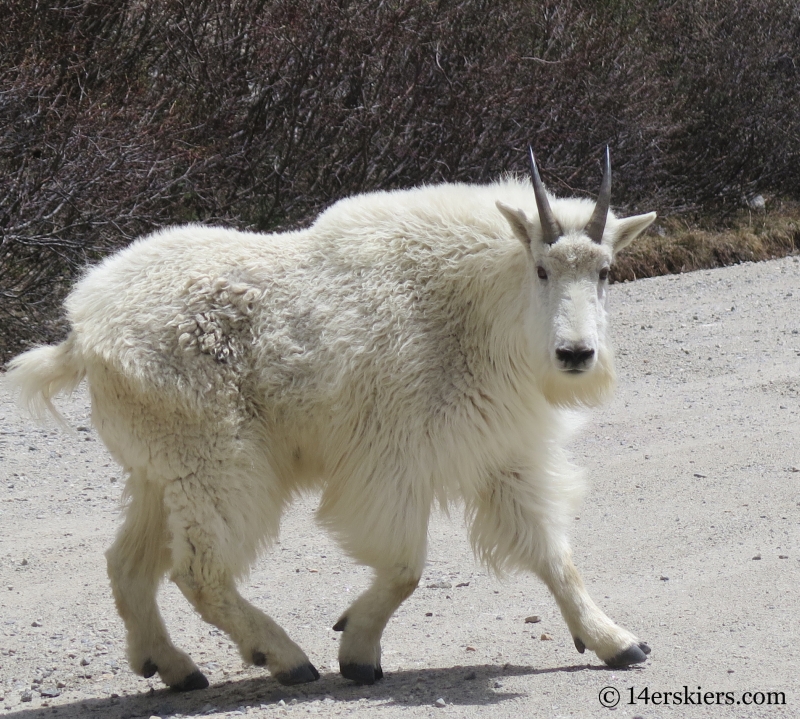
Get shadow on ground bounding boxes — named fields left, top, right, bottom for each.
left=1, top=662, right=634, bottom=717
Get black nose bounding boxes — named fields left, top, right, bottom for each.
left=556, top=346, right=595, bottom=370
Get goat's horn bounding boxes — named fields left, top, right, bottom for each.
left=585, top=147, right=611, bottom=244
left=529, top=147, right=561, bottom=245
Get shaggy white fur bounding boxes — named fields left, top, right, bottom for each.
left=8, top=175, right=656, bottom=689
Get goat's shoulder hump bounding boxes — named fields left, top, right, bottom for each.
left=312, top=178, right=534, bottom=234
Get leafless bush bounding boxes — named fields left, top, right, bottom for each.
left=2, top=0, right=799, bottom=361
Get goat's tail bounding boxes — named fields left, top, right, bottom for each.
left=5, top=334, right=85, bottom=424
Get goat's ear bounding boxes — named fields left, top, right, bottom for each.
left=612, top=212, right=657, bottom=254
left=496, top=201, right=533, bottom=246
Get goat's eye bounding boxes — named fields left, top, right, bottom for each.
left=599, top=267, right=609, bottom=281
left=537, top=266, right=548, bottom=280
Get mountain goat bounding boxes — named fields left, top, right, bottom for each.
left=8, top=149, right=656, bottom=690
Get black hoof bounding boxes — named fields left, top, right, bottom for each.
left=573, top=636, right=586, bottom=654
left=605, top=642, right=650, bottom=667
left=171, top=670, right=209, bottom=692
left=340, top=662, right=382, bottom=685
left=142, top=660, right=158, bottom=678
left=332, top=617, right=348, bottom=632
left=275, top=662, right=320, bottom=686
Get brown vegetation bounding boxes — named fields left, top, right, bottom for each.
left=2, top=0, right=799, bottom=362
left=613, top=203, right=800, bottom=283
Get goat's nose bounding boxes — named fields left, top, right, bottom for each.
left=555, top=345, right=595, bottom=370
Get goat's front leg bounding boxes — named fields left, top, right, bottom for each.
left=537, top=550, right=651, bottom=666
left=321, top=471, right=430, bottom=685
left=468, top=463, right=650, bottom=667
left=332, top=564, right=422, bottom=684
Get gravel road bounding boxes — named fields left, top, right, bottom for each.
left=1, top=255, right=798, bottom=719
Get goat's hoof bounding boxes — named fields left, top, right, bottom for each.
left=332, top=616, right=347, bottom=632
left=170, top=670, right=209, bottom=692
left=340, top=662, right=383, bottom=684
left=573, top=636, right=586, bottom=654
left=275, top=662, right=320, bottom=686
left=605, top=642, right=651, bottom=667
left=141, top=660, right=158, bottom=678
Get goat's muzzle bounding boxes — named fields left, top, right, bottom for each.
left=555, top=345, right=596, bottom=373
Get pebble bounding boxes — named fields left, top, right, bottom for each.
left=80, top=657, right=91, bottom=666
left=435, top=697, right=446, bottom=707
left=20, top=690, right=33, bottom=702
left=752, top=555, right=762, bottom=560
left=426, top=581, right=452, bottom=589
left=540, top=633, right=553, bottom=640
left=524, top=615, right=541, bottom=623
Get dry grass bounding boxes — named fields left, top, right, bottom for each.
left=612, top=203, right=800, bottom=283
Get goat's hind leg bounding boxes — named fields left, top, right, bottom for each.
left=165, top=473, right=319, bottom=686
left=106, top=470, right=208, bottom=691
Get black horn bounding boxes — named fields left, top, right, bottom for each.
left=585, top=147, right=611, bottom=244
left=529, top=147, right=561, bottom=245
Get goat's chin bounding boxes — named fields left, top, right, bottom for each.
left=539, top=351, right=616, bottom=408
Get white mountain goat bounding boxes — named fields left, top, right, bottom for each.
left=8, top=149, right=656, bottom=690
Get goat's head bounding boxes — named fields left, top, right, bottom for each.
left=496, top=148, right=656, bottom=406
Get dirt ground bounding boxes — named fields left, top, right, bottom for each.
left=1, top=256, right=798, bottom=718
